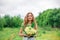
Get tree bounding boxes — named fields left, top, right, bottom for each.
left=0, top=17, right=5, bottom=30
left=36, top=8, right=60, bottom=28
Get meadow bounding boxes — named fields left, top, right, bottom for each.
left=0, top=27, right=60, bottom=40
left=0, top=8, right=60, bottom=40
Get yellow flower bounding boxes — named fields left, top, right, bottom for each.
left=25, top=26, right=37, bottom=35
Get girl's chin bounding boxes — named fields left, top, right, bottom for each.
left=28, top=20, right=32, bottom=21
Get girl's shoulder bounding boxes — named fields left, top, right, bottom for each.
left=21, top=22, right=24, bottom=28
left=21, top=22, right=24, bottom=26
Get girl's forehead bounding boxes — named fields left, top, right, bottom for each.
left=28, top=14, right=32, bottom=15
left=28, top=14, right=32, bottom=16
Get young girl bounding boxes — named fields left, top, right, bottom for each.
left=19, top=12, right=38, bottom=40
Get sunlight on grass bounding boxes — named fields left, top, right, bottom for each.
left=0, top=27, right=60, bottom=40
left=36, top=27, right=60, bottom=40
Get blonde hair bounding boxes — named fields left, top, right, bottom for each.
left=24, top=12, right=34, bottom=27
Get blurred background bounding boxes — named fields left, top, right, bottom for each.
left=0, top=0, right=60, bottom=40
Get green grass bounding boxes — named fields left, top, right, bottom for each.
left=0, top=27, right=60, bottom=40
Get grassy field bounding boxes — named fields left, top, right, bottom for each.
left=0, top=27, right=60, bottom=40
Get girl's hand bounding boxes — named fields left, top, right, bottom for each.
left=19, top=33, right=27, bottom=37
left=26, top=34, right=32, bottom=37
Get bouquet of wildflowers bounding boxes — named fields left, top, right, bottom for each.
left=24, top=25, right=37, bottom=37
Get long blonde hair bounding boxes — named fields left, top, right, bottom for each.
left=24, top=12, right=34, bottom=27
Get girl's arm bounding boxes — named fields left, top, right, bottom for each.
left=19, top=23, right=27, bottom=37
left=19, top=27, right=27, bottom=37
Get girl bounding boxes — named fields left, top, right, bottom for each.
left=19, top=12, right=38, bottom=40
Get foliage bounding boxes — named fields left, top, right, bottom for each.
left=0, top=8, right=60, bottom=30
left=36, top=8, right=60, bottom=28
left=0, top=17, right=5, bottom=30
left=0, top=15, right=23, bottom=30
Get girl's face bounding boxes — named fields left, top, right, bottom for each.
left=27, top=13, right=33, bottom=21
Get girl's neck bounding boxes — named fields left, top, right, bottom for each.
left=28, top=21, right=32, bottom=24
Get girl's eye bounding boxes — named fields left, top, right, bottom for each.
left=29, top=15, right=32, bottom=17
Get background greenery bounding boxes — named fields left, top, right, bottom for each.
left=0, top=8, right=60, bottom=40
